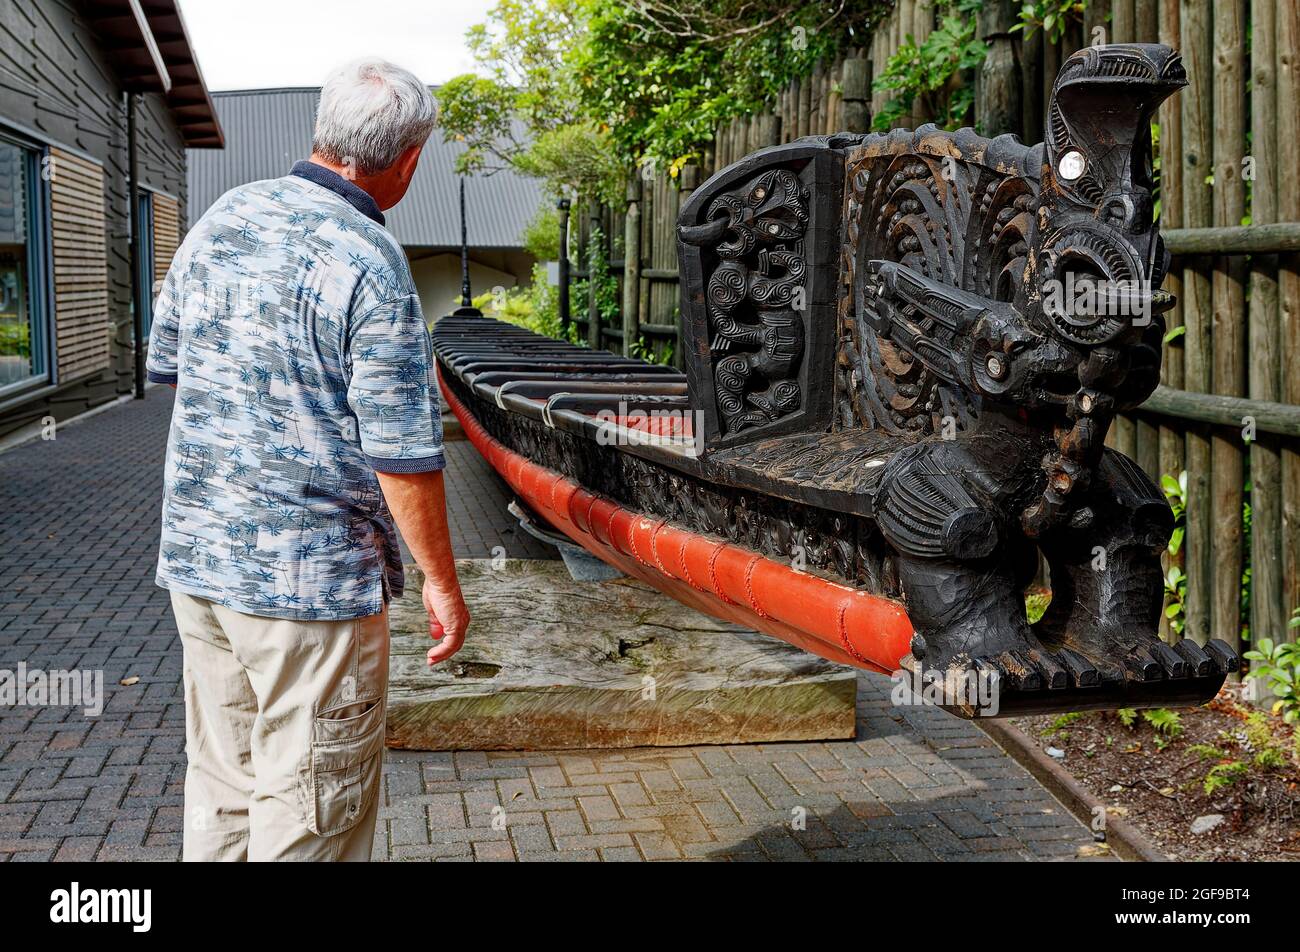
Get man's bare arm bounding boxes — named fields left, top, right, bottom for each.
left=376, top=469, right=470, bottom=664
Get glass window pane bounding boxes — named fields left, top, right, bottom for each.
left=0, top=141, right=36, bottom=388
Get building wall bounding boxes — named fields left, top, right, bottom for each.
left=409, top=249, right=536, bottom=322
left=0, top=0, right=188, bottom=439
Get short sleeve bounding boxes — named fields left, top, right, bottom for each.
left=146, top=263, right=181, bottom=384
left=345, top=293, right=444, bottom=473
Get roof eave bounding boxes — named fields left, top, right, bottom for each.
left=80, top=0, right=225, bottom=149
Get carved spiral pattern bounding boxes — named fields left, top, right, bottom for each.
left=772, top=379, right=801, bottom=412
left=708, top=263, right=747, bottom=309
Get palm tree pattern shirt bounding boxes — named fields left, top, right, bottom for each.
left=146, top=162, right=443, bottom=620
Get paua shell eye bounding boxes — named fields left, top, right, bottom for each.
left=1058, top=150, right=1086, bottom=181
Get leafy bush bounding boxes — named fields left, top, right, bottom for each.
left=630, top=335, right=674, bottom=367
left=1113, top=707, right=1182, bottom=750
left=1243, top=611, right=1300, bottom=725
left=1012, top=0, right=1088, bottom=43
left=513, top=122, right=627, bottom=205
left=1160, top=472, right=1188, bottom=635
left=1024, top=590, right=1051, bottom=624
left=521, top=203, right=562, bottom=262
left=570, top=225, right=620, bottom=334
left=1160, top=470, right=1251, bottom=644
left=1143, top=708, right=1183, bottom=739
left=577, top=0, right=892, bottom=172
left=440, top=1, right=894, bottom=194
left=469, top=263, right=575, bottom=343
left=871, top=0, right=987, bottom=133
left=1203, top=760, right=1249, bottom=796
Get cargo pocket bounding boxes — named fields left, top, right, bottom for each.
left=308, top=697, right=385, bottom=837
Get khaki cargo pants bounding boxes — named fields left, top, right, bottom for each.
left=171, top=591, right=389, bottom=862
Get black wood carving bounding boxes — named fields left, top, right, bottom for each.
left=434, top=44, right=1239, bottom=716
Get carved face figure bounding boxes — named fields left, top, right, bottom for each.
left=1023, top=44, right=1187, bottom=404
left=688, top=169, right=810, bottom=260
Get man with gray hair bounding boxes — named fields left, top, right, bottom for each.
left=146, top=59, right=469, bottom=861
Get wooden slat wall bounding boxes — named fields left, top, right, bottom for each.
left=49, top=148, right=110, bottom=382
left=151, top=192, right=181, bottom=296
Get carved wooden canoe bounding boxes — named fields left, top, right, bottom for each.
left=432, top=43, right=1238, bottom=717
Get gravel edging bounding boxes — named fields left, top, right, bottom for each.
left=976, top=719, right=1169, bottom=862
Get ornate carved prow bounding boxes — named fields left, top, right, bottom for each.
left=675, top=44, right=1237, bottom=714
left=1018, top=43, right=1187, bottom=537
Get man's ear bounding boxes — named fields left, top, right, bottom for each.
left=396, top=144, right=423, bottom=183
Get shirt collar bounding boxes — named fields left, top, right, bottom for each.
left=289, top=160, right=385, bottom=225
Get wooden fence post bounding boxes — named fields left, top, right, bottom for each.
left=1278, top=0, right=1300, bottom=632
left=1210, top=0, right=1247, bottom=652
left=1082, top=0, right=1107, bottom=44
left=1180, top=0, right=1215, bottom=646
left=623, top=177, right=641, bottom=358
left=1020, top=12, right=1043, bottom=141
left=1112, top=0, right=1136, bottom=43
left=841, top=55, right=871, bottom=133
left=977, top=0, right=1023, bottom=139
left=1248, top=0, right=1286, bottom=664
left=1157, top=0, right=1185, bottom=643
left=904, top=0, right=936, bottom=129
left=672, top=164, right=701, bottom=370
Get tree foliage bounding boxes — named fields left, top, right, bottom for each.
left=436, top=0, right=893, bottom=202
left=870, top=0, right=986, bottom=132
left=435, top=0, right=614, bottom=199
left=574, top=0, right=889, bottom=174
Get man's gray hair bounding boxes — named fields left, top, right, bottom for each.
left=313, top=59, right=437, bottom=176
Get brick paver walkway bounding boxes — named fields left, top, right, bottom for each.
left=0, top=388, right=1106, bottom=861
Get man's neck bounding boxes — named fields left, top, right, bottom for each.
left=308, top=153, right=388, bottom=204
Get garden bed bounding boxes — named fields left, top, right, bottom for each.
left=1013, top=684, right=1299, bottom=861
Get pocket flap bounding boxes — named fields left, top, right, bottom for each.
left=313, top=697, right=384, bottom=754
left=309, top=701, right=385, bottom=836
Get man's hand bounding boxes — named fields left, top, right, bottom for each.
left=376, top=468, right=469, bottom=667
left=423, top=576, right=470, bottom=664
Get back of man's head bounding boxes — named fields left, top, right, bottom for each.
left=313, top=59, right=437, bottom=177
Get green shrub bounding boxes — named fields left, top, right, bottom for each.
left=1203, top=760, right=1248, bottom=796
left=1189, top=743, right=1228, bottom=761
left=1142, top=708, right=1183, bottom=738
left=468, top=263, right=575, bottom=344
left=521, top=204, right=562, bottom=262
left=1243, top=617, right=1300, bottom=725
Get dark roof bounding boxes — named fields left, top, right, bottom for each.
left=78, top=0, right=224, bottom=148
left=186, top=87, right=546, bottom=249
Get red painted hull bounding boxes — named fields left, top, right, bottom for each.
left=441, top=370, right=913, bottom=674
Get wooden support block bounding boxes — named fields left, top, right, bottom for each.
left=386, top=560, right=859, bottom=751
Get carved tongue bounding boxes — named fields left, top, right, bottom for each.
left=678, top=216, right=730, bottom=247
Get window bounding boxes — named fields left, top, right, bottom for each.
left=0, top=135, right=49, bottom=393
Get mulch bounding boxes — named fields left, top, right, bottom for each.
left=1013, top=684, right=1300, bottom=861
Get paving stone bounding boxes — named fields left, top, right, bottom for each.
left=0, top=387, right=1109, bottom=863
left=472, top=840, right=516, bottom=861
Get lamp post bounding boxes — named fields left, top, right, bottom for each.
left=557, top=197, right=571, bottom=334
left=452, top=176, right=481, bottom=317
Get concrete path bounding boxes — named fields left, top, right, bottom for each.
left=0, top=388, right=1106, bottom=861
